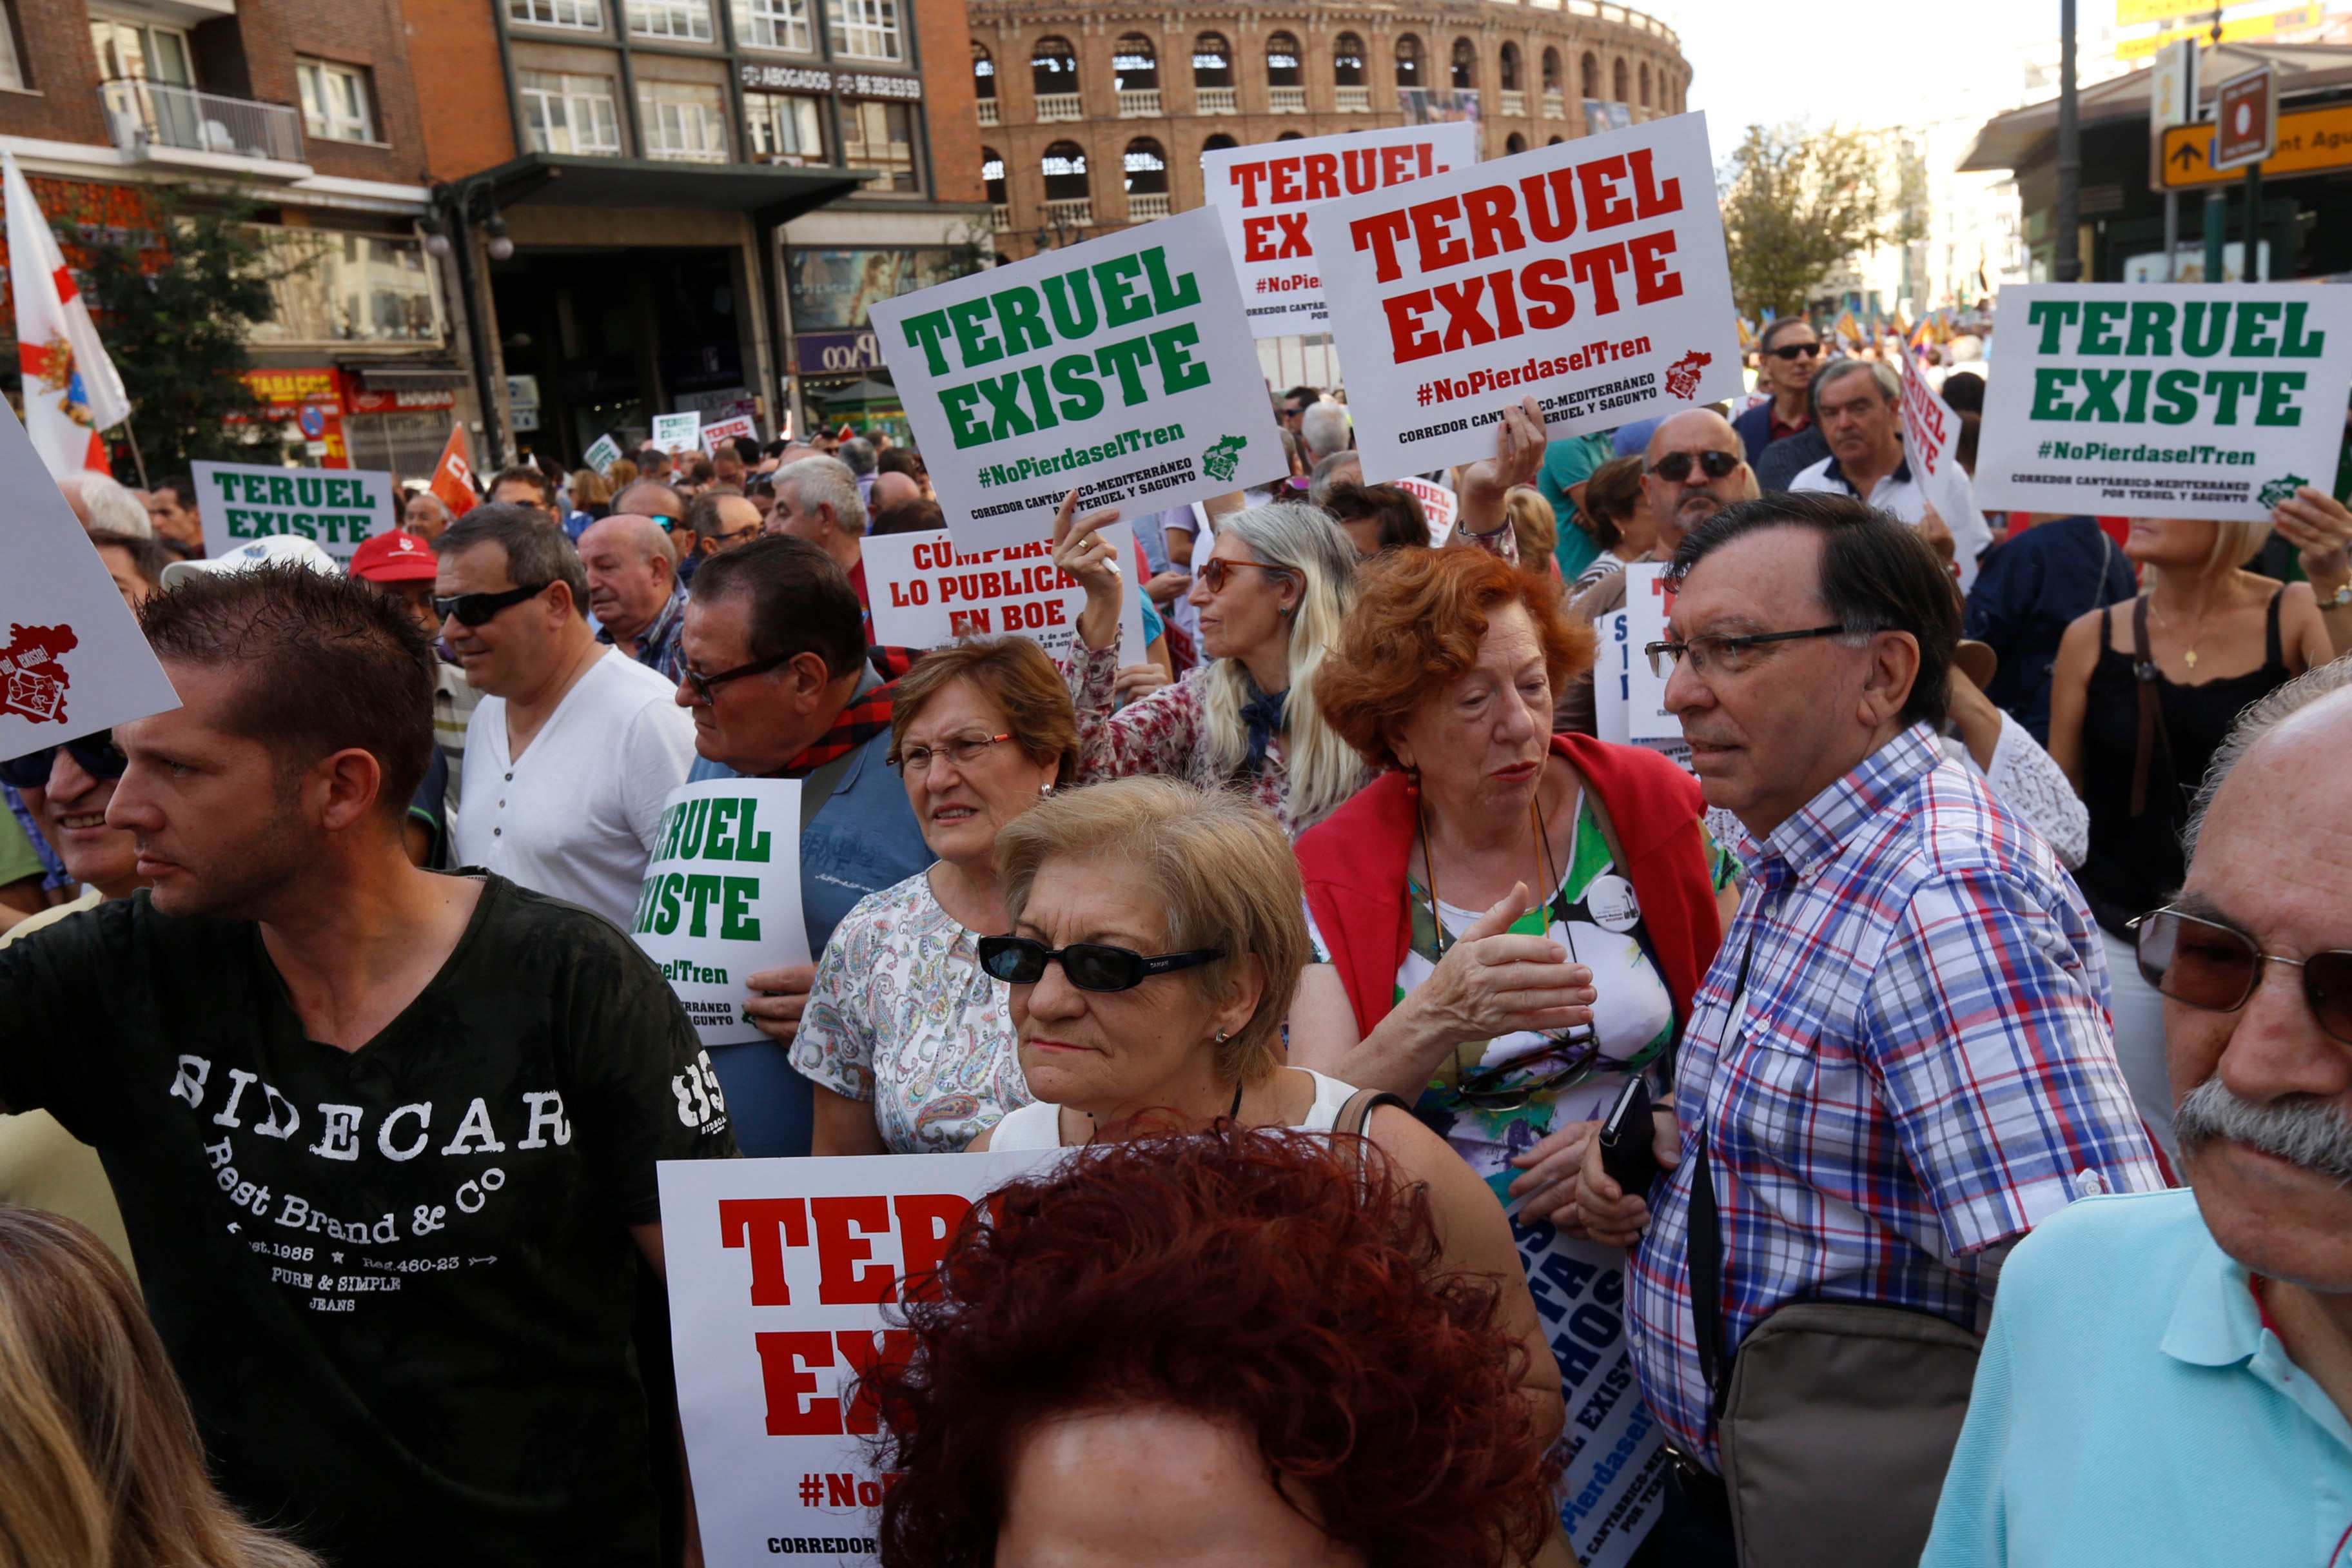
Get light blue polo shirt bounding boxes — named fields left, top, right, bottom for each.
left=1924, top=1187, right=2352, bottom=1567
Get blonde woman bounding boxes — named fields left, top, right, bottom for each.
left=0, top=1206, right=319, bottom=1568
left=2049, top=511, right=2340, bottom=1155
left=1064, top=501, right=1366, bottom=836
left=569, top=468, right=614, bottom=523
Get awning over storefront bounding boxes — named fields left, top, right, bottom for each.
left=343, top=362, right=469, bottom=393
left=462, top=153, right=870, bottom=228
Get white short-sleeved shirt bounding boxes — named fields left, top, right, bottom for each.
left=988, top=1067, right=1360, bottom=1149
left=453, top=649, right=696, bottom=928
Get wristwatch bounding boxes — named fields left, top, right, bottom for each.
left=2323, top=578, right=2352, bottom=609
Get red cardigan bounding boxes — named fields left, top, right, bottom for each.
left=1296, top=735, right=1724, bottom=1038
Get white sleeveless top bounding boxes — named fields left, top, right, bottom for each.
left=986, top=1068, right=1364, bottom=1150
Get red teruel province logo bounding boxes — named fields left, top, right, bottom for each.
left=1, top=623, right=78, bottom=725
left=1663, top=349, right=1710, bottom=402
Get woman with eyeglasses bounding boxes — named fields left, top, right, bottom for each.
left=1286, top=546, right=1736, bottom=1567
left=1061, top=500, right=1366, bottom=838
left=790, top=637, right=1084, bottom=1155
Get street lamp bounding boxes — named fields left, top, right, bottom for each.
left=1032, top=205, right=1082, bottom=254
left=422, top=177, right=516, bottom=469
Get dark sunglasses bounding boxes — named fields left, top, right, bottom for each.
left=1194, top=558, right=1300, bottom=595
left=432, top=581, right=550, bottom=627
left=1452, top=1027, right=1604, bottom=1111
left=976, top=935, right=1224, bottom=993
left=680, top=652, right=794, bottom=706
left=0, top=731, right=126, bottom=789
left=1768, top=341, right=1824, bottom=360
left=2132, top=908, right=2352, bottom=1046
left=1648, top=449, right=1743, bottom=484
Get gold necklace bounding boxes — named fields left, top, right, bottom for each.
left=2146, top=596, right=2214, bottom=671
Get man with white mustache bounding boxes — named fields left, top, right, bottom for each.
left=1923, top=662, right=2352, bottom=1565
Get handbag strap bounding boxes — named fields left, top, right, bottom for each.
left=1689, top=937, right=1752, bottom=1421
left=2128, top=596, right=2173, bottom=819
left=1335, top=1085, right=1409, bottom=1139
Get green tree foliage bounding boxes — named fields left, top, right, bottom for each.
left=1718, top=122, right=1898, bottom=322
left=57, top=187, right=293, bottom=473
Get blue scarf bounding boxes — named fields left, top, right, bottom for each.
left=1239, top=685, right=1288, bottom=770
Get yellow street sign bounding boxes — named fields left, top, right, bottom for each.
left=2159, top=100, right=2352, bottom=187
left=2117, top=0, right=2197, bottom=24
left=2117, top=3, right=2320, bottom=61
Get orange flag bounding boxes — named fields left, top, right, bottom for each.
left=428, top=424, right=479, bottom=518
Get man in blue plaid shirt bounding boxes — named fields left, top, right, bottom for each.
left=1567, top=493, right=2164, bottom=1560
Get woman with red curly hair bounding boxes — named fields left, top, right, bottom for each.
left=868, top=1128, right=1567, bottom=1568
left=1288, top=545, right=1738, bottom=1563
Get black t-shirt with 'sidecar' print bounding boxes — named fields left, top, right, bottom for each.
left=0, top=874, right=736, bottom=1567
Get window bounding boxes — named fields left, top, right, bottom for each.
left=297, top=59, right=375, bottom=142
left=1580, top=52, right=1598, bottom=99
left=1040, top=141, right=1087, bottom=202
left=1547, top=135, right=1562, bottom=146
left=1612, top=57, right=1627, bottom=101
left=518, top=70, right=622, bottom=153
left=1640, top=63, right=1650, bottom=107
left=1394, top=35, right=1420, bottom=88
left=827, top=0, right=901, bottom=63
left=1499, top=43, right=1520, bottom=92
left=1505, top=132, right=1525, bottom=154
left=627, top=0, right=712, bottom=40
left=1266, top=32, right=1300, bottom=88
left=1202, top=132, right=1237, bottom=152
left=1542, top=47, right=1560, bottom=91
left=972, top=41, right=994, bottom=98
left=1191, top=33, right=1231, bottom=88
left=745, top=91, right=824, bottom=161
left=841, top=99, right=917, bottom=191
left=0, top=7, right=21, bottom=91
left=1451, top=38, right=1476, bottom=90
left=1113, top=35, right=1157, bottom=93
left=1122, top=137, right=1166, bottom=194
left=1031, top=37, right=1075, bottom=96
left=731, top=0, right=810, bottom=51
left=506, top=0, right=603, bottom=28
left=253, top=230, right=444, bottom=346
left=1275, top=130, right=1302, bottom=141
left=88, top=16, right=191, bottom=83
left=637, top=79, right=729, bottom=161
left=981, top=146, right=1005, bottom=204
left=1333, top=32, right=1364, bottom=86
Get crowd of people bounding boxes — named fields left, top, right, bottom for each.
left=3, top=340, right=2352, bottom=1568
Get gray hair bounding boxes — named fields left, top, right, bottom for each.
left=838, top=437, right=877, bottom=477
left=774, top=456, right=865, bottom=538
left=1810, top=357, right=1901, bottom=418
left=432, top=502, right=591, bottom=619
left=1299, top=402, right=1353, bottom=462
left=1307, top=449, right=1361, bottom=511
left=61, top=472, right=153, bottom=538
left=2184, top=658, right=2352, bottom=863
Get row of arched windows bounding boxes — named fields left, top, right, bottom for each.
left=981, top=126, right=1580, bottom=207
left=972, top=33, right=1678, bottom=111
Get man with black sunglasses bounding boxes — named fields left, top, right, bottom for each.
left=1731, top=318, right=1822, bottom=469
left=1923, top=664, right=2352, bottom=1567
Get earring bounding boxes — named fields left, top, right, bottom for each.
left=1215, top=1029, right=1230, bottom=1044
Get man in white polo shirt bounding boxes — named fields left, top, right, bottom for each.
left=1788, top=358, right=1991, bottom=588
left=435, top=504, right=693, bottom=926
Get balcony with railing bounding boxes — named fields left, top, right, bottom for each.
left=1336, top=85, right=1369, bottom=112
left=992, top=203, right=1011, bottom=230
left=1268, top=86, right=1305, bottom=112
left=1499, top=88, right=1525, bottom=117
left=1035, top=92, right=1083, bottom=121
left=1117, top=89, right=1160, bottom=117
left=100, top=79, right=307, bottom=170
left=1043, top=196, right=1092, bottom=226
left=1195, top=86, right=1236, bottom=113
left=975, top=97, right=999, bottom=126
left=1126, top=192, right=1170, bottom=220
left=1543, top=88, right=1566, bottom=119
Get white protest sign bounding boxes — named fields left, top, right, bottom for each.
left=868, top=206, right=1284, bottom=554
left=652, top=410, right=703, bottom=452
left=584, top=433, right=623, bottom=474
left=1973, top=284, right=2352, bottom=522
left=660, top=1149, right=1066, bottom=1568
left=1899, top=350, right=1992, bottom=593
left=1202, top=122, right=1479, bottom=340
left=866, top=522, right=1149, bottom=667
left=1619, top=563, right=1677, bottom=743
left=189, top=460, right=397, bottom=570
left=703, top=415, right=758, bottom=454
left=0, top=402, right=179, bottom=761
left=1593, top=608, right=1632, bottom=745
left=628, top=779, right=809, bottom=1047
left=1309, top=113, right=1744, bottom=485
left=1391, top=475, right=1458, bottom=541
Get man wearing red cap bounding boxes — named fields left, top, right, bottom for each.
left=349, top=528, right=473, bottom=861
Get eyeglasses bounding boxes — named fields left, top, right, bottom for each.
left=976, top=935, right=1224, bottom=993
left=432, top=582, right=550, bottom=627
left=710, top=524, right=763, bottom=547
left=1768, top=341, right=1824, bottom=361
left=892, top=732, right=1014, bottom=776
left=1647, top=449, right=1743, bottom=484
left=2131, top=908, right=2352, bottom=1046
left=0, top=731, right=126, bottom=790
left=680, top=652, right=795, bottom=707
left=1194, top=558, right=1301, bottom=595
left=1646, top=623, right=1848, bottom=679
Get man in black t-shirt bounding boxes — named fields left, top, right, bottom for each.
left=0, top=564, right=735, bottom=1567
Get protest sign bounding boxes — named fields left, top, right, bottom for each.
left=652, top=410, right=703, bottom=452
left=868, top=206, right=1284, bottom=554
left=661, top=1149, right=1065, bottom=1568
left=584, top=433, right=623, bottom=474
left=190, top=460, right=397, bottom=570
left=1202, top=122, right=1479, bottom=340
left=1308, top=113, right=1744, bottom=484
left=703, top=415, right=758, bottom=454
left=1899, top=350, right=1992, bottom=592
left=1391, top=475, right=1458, bottom=541
left=1972, top=284, right=2352, bottom=522
left=0, top=401, right=179, bottom=761
left=628, top=779, right=808, bottom=1047
left=866, top=522, right=1150, bottom=667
